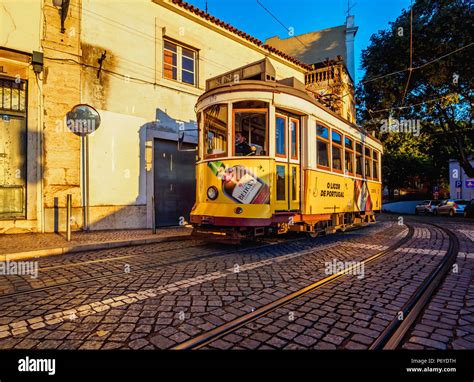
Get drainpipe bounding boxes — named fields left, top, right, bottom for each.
left=37, top=1, right=45, bottom=233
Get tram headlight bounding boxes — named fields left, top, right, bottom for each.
left=207, top=186, right=218, bottom=200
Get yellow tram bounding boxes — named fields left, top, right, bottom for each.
left=190, top=59, right=383, bottom=241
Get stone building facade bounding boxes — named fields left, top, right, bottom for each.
left=265, top=15, right=358, bottom=123
left=0, top=0, right=311, bottom=233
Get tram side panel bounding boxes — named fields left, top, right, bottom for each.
left=303, top=169, right=381, bottom=217
left=367, top=180, right=382, bottom=213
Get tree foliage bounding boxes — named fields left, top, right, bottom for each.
left=356, top=0, right=474, bottom=194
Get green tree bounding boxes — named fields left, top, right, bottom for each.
left=357, top=0, right=473, bottom=194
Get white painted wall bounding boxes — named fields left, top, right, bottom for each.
left=0, top=0, right=42, bottom=51
left=449, top=159, right=474, bottom=201
left=80, top=0, right=306, bottom=228
left=88, top=110, right=147, bottom=206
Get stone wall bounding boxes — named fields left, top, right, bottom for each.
left=41, top=0, right=83, bottom=232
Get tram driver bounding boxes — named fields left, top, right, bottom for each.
left=235, top=131, right=254, bottom=156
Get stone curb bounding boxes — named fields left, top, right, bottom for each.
left=1, top=233, right=192, bottom=262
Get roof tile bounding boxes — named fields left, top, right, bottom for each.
left=171, top=0, right=310, bottom=69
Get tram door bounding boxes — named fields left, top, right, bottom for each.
left=274, top=113, right=300, bottom=212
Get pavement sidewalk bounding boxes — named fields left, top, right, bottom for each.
left=0, top=227, right=192, bottom=261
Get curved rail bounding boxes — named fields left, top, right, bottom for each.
left=370, top=221, right=460, bottom=350
left=172, top=224, right=415, bottom=350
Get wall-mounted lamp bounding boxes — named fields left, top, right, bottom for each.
left=52, top=0, right=70, bottom=33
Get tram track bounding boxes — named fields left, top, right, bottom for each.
left=172, top=223, right=415, bottom=349
left=171, top=221, right=459, bottom=350
left=370, top=220, right=460, bottom=350
left=36, top=240, right=206, bottom=271
left=32, top=222, right=374, bottom=272
left=0, top=222, right=395, bottom=301
left=0, top=238, right=290, bottom=300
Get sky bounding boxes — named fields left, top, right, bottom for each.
left=185, top=0, right=412, bottom=83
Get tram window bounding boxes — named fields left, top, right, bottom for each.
left=275, top=116, right=286, bottom=156
left=331, top=130, right=342, bottom=145
left=373, top=151, right=379, bottom=180
left=234, top=112, right=267, bottom=156
left=317, top=141, right=329, bottom=168
left=290, top=119, right=299, bottom=159
left=316, top=124, right=330, bottom=169
left=233, top=101, right=268, bottom=156
left=276, top=165, right=286, bottom=201
left=365, top=147, right=372, bottom=179
left=204, top=104, right=228, bottom=159
left=344, top=137, right=354, bottom=175
left=317, top=124, right=329, bottom=139
left=355, top=142, right=363, bottom=176
left=331, top=130, right=343, bottom=172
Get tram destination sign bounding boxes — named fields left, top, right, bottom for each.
left=66, top=104, right=101, bottom=137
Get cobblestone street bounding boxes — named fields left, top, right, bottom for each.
left=1, top=1, right=472, bottom=379
left=0, top=215, right=472, bottom=351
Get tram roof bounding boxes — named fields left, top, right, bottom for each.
left=197, top=79, right=382, bottom=147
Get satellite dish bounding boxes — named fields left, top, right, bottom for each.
left=66, top=104, right=101, bottom=137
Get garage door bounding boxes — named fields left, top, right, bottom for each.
left=153, top=139, right=196, bottom=227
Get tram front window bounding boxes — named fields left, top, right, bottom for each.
left=233, top=101, right=268, bottom=156
left=204, top=104, right=228, bottom=159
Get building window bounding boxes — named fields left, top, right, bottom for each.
left=163, top=39, right=197, bottom=86
left=163, top=41, right=177, bottom=80
left=0, top=78, right=26, bottom=112
left=331, top=130, right=343, bottom=172
left=204, top=104, right=227, bottom=159
left=182, top=47, right=195, bottom=85
left=344, top=137, right=354, bottom=175
left=355, top=142, right=363, bottom=177
left=316, top=123, right=329, bottom=169
left=0, top=78, right=27, bottom=219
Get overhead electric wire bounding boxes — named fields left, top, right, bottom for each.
left=367, top=93, right=456, bottom=114
left=64, top=2, right=247, bottom=73
left=256, top=0, right=308, bottom=49
left=400, top=1, right=414, bottom=108
left=47, top=0, right=471, bottom=119
left=361, top=42, right=473, bottom=85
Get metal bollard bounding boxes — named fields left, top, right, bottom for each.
left=66, top=194, right=72, bottom=241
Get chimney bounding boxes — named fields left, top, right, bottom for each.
left=345, top=15, right=358, bottom=82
